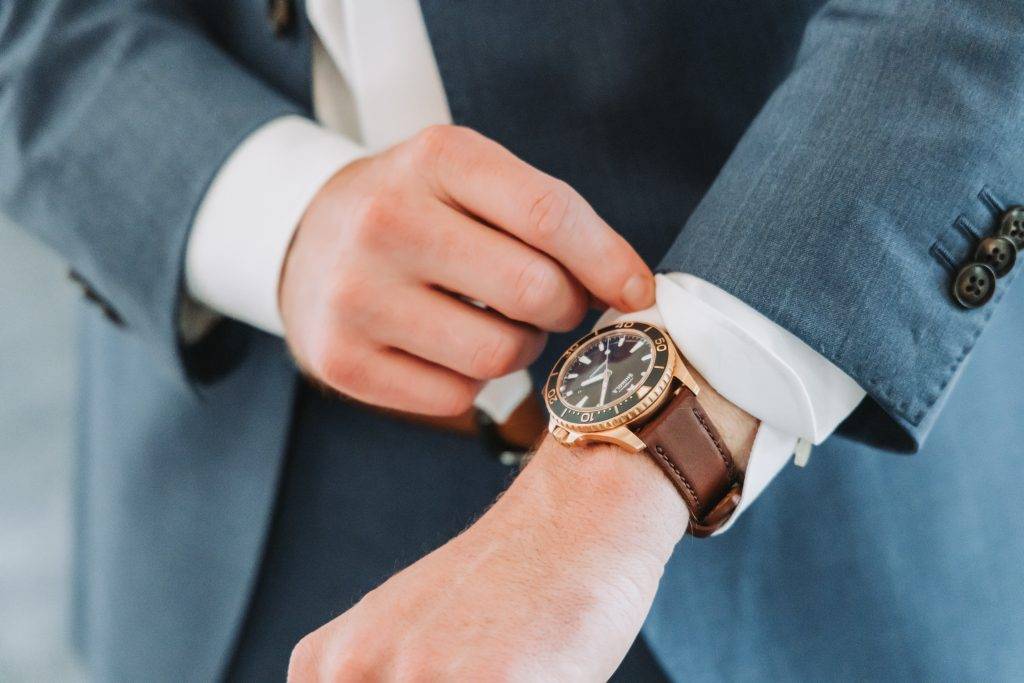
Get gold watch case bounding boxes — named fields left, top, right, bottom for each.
left=543, top=322, right=700, bottom=453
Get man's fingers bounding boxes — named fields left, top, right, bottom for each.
left=408, top=125, right=655, bottom=312
left=316, top=341, right=483, bottom=417
left=405, top=204, right=589, bottom=332
left=373, top=286, right=547, bottom=381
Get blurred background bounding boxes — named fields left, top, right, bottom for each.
left=1, top=214, right=87, bottom=681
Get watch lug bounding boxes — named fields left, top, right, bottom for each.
left=549, top=420, right=644, bottom=452
left=575, top=425, right=646, bottom=453
left=548, top=416, right=560, bottom=434
left=601, top=425, right=646, bottom=453
left=672, top=358, right=701, bottom=396
left=549, top=419, right=584, bottom=446
left=564, top=431, right=584, bottom=446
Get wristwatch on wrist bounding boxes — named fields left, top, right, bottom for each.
left=544, top=322, right=743, bottom=536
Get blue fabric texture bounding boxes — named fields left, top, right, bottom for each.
left=0, top=0, right=305, bottom=383
left=657, top=2, right=1024, bottom=452
left=1, top=0, right=1022, bottom=680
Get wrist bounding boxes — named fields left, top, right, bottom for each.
left=502, top=366, right=758, bottom=559
left=502, top=437, right=688, bottom=570
left=686, top=364, right=759, bottom=472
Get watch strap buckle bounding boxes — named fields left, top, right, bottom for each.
left=687, top=485, right=742, bottom=538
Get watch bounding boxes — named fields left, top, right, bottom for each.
left=544, top=322, right=743, bottom=536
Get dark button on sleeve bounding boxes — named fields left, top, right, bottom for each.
left=999, top=206, right=1024, bottom=250
left=974, top=236, right=1018, bottom=277
left=953, top=262, right=997, bottom=308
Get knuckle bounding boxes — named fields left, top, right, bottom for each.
left=325, top=648, right=375, bottom=682
left=511, top=258, right=561, bottom=321
left=287, top=635, right=323, bottom=682
left=348, top=194, right=397, bottom=249
left=406, top=124, right=466, bottom=168
left=318, top=353, right=369, bottom=394
left=527, top=180, right=580, bottom=242
left=469, top=332, right=522, bottom=379
left=329, top=272, right=374, bottom=317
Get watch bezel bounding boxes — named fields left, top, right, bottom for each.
left=544, top=322, right=677, bottom=433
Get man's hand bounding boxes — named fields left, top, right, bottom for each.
left=279, top=125, right=655, bottom=416
left=287, top=437, right=688, bottom=681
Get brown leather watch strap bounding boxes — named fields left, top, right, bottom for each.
left=637, top=386, right=743, bottom=537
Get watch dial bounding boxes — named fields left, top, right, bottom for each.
left=558, top=332, right=654, bottom=411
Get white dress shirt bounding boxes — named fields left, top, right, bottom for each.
left=184, top=0, right=865, bottom=532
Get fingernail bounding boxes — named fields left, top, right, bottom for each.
left=622, top=274, right=654, bottom=311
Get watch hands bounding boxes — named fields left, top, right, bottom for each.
left=598, top=348, right=612, bottom=406
left=582, top=352, right=610, bottom=386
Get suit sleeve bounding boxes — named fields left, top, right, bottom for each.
left=659, top=1, right=1024, bottom=452
left=0, top=1, right=304, bottom=382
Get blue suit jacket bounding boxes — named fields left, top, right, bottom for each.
left=1, top=1, right=1022, bottom=680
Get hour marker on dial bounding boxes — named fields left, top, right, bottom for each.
left=641, top=353, right=652, bottom=361
left=565, top=373, right=579, bottom=379
left=618, top=336, right=625, bottom=347
left=578, top=356, right=592, bottom=365
left=575, top=396, right=589, bottom=408
left=629, top=340, right=644, bottom=353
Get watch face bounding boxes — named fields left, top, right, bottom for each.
left=545, top=323, right=674, bottom=431
left=558, top=331, right=654, bottom=409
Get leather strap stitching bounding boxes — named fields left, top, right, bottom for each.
left=692, top=407, right=738, bottom=481
left=653, top=445, right=700, bottom=509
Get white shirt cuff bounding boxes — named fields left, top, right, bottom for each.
left=184, top=115, right=367, bottom=336
left=657, top=273, right=866, bottom=444
left=597, top=273, right=867, bottom=533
